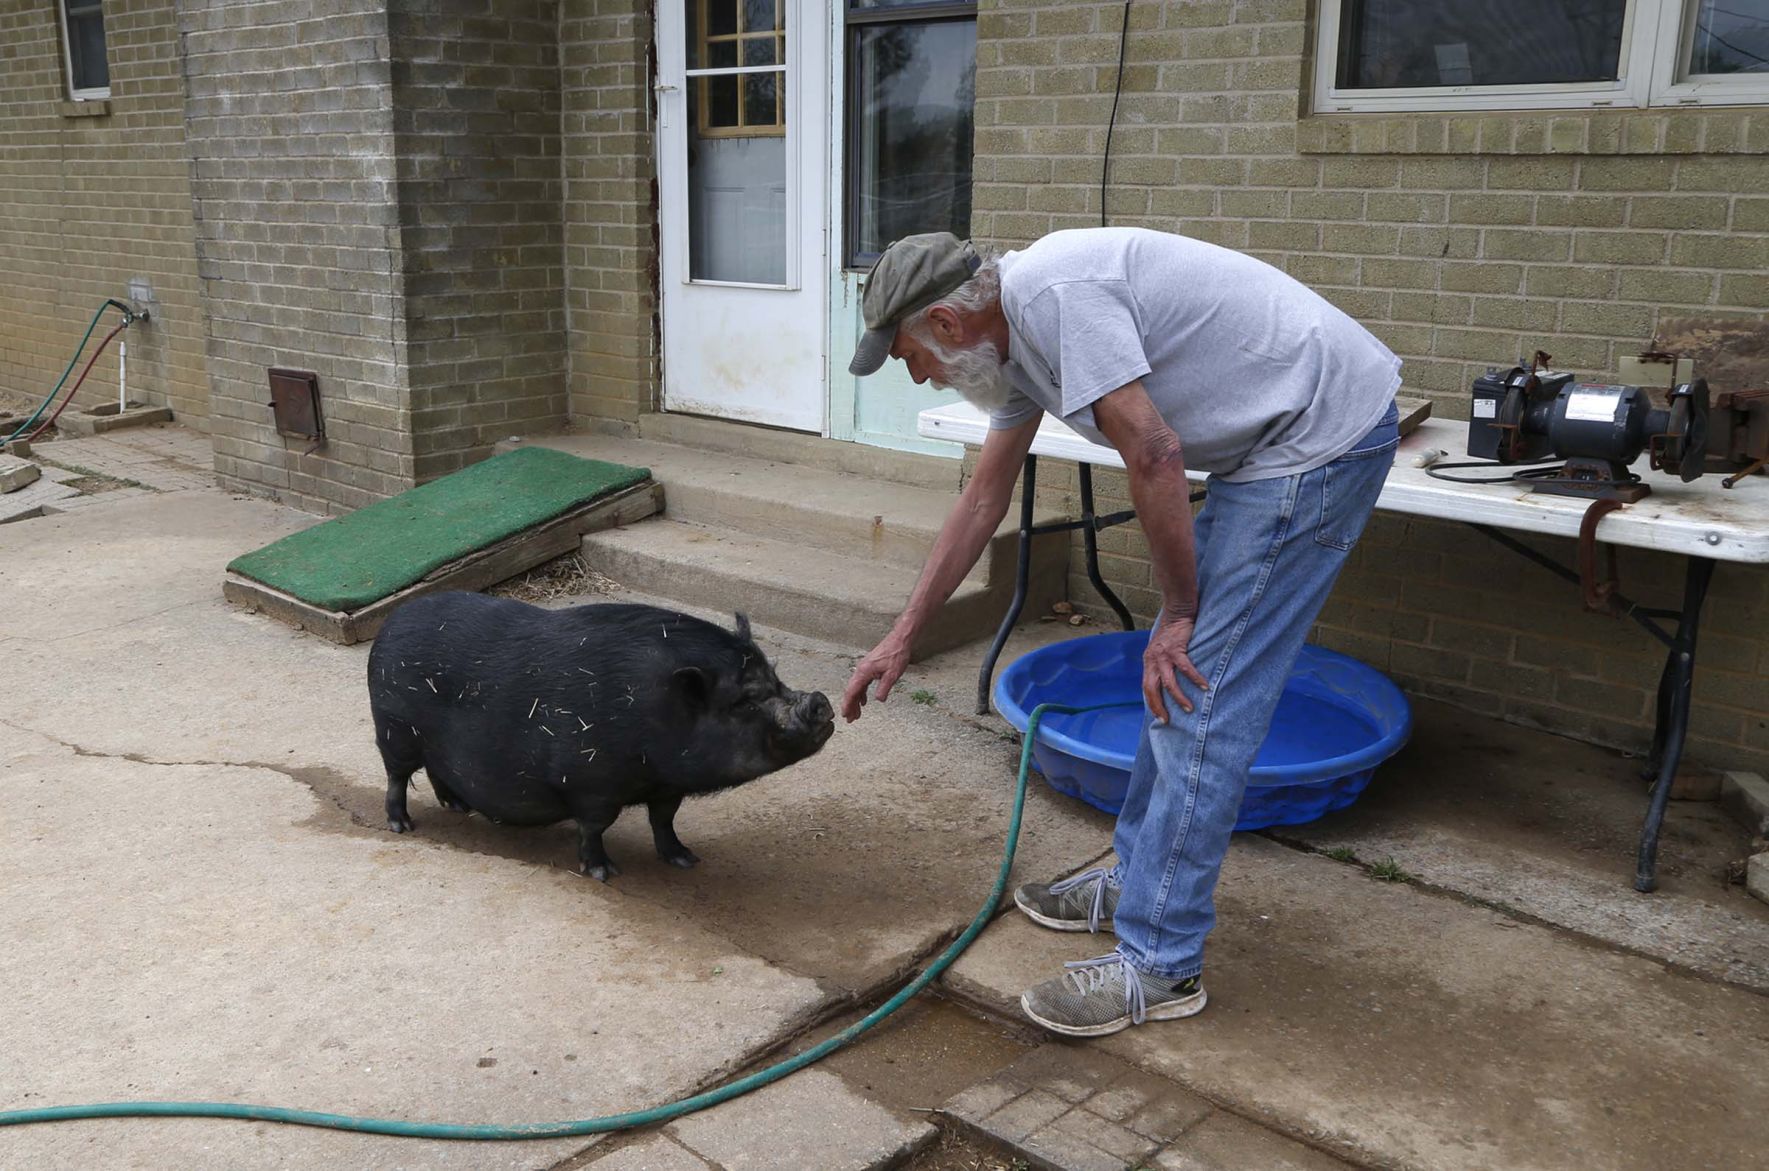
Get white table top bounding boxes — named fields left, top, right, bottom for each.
left=917, top=402, right=1769, bottom=564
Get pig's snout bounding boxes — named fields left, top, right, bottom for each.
left=786, top=690, right=836, bottom=751
left=796, top=691, right=834, bottom=726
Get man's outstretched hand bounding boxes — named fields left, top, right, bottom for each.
left=1145, top=613, right=1209, bottom=722
left=842, top=633, right=912, bottom=722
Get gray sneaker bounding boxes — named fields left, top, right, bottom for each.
left=1019, top=951, right=1206, bottom=1038
left=1013, top=866, right=1119, bottom=933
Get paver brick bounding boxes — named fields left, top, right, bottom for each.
left=943, top=1046, right=1216, bottom=1170
left=1049, top=1105, right=1162, bottom=1162
left=587, top=1135, right=712, bottom=1171
left=981, top=1087, right=1075, bottom=1143
left=1127, top=1091, right=1215, bottom=1144
left=1021, top=1121, right=1142, bottom=1171
left=668, top=1069, right=932, bottom=1171
left=0, top=476, right=79, bottom=523
left=1082, top=1081, right=1151, bottom=1122
left=1153, top=1111, right=1356, bottom=1170
left=943, top=1076, right=1027, bottom=1122
left=0, top=455, right=41, bottom=493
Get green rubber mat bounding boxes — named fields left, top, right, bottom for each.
left=227, top=447, right=649, bottom=612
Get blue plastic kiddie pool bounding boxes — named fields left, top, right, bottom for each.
left=993, top=631, right=1412, bottom=830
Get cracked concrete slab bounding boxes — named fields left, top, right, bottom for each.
left=1276, top=699, right=1769, bottom=991
left=0, top=488, right=1112, bottom=1167
left=945, top=837, right=1769, bottom=1171
left=893, top=616, right=1769, bottom=994
left=0, top=492, right=1114, bottom=997
left=10, top=465, right=1768, bottom=1171
left=0, top=726, right=824, bottom=1170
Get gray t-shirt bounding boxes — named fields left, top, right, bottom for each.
left=990, top=228, right=1402, bottom=481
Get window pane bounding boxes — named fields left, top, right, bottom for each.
left=1689, top=0, right=1769, bottom=75
left=742, top=36, right=777, bottom=66
left=743, top=0, right=778, bottom=34
left=742, top=72, right=778, bottom=125
left=64, top=3, right=108, bottom=91
left=688, top=59, right=788, bottom=283
left=707, top=0, right=736, bottom=38
left=704, top=75, right=740, bottom=127
left=850, top=20, right=976, bottom=262
left=1337, top=0, right=1626, bottom=88
left=708, top=39, right=738, bottom=68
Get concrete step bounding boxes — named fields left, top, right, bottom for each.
left=638, top=410, right=960, bottom=490
left=514, top=431, right=1067, bottom=587
left=581, top=519, right=1059, bottom=659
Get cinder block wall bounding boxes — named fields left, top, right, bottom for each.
left=560, top=0, right=658, bottom=428
left=177, top=0, right=412, bottom=512
left=0, top=0, right=210, bottom=425
left=970, top=0, right=1769, bottom=771
left=389, top=0, right=569, bottom=481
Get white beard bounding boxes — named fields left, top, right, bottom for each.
left=927, top=337, right=1012, bottom=413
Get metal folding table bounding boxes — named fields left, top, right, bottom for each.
left=918, top=402, right=1769, bottom=892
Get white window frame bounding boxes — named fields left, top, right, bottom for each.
left=1314, top=0, right=1769, bottom=114
left=59, top=0, right=110, bottom=102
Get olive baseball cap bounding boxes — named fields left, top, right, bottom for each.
left=848, top=232, right=982, bottom=376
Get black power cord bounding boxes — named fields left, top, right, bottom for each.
left=1101, top=0, right=1132, bottom=228
left=1424, top=458, right=1562, bottom=485
left=1425, top=458, right=1644, bottom=495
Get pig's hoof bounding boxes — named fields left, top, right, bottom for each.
left=580, top=860, right=621, bottom=882
left=661, top=848, right=700, bottom=869
left=387, top=815, right=414, bottom=834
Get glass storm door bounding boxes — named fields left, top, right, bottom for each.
left=657, top=0, right=829, bottom=432
left=828, top=2, right=977, bottom=455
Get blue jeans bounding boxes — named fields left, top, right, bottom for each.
left=1110, top=403, right=1398, bottom=980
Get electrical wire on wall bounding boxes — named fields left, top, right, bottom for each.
left=1101, top=0, right=1133, bottom=228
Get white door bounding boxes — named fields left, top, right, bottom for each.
left=656, top=0, right=828, bottom=432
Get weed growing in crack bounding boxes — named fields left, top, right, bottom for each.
left=1369, top=856, right=1413, bottom=883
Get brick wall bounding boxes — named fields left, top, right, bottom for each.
left=177, top=0, right=410, bottom=512
left=560, top=0, right=657, bottom=427
left=0, top=0, right=210, bottom=426
left=970, top=0, right=1769, bottom=771
left=389, top=0, right=568, bottom=481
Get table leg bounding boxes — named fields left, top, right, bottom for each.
left=1642, top=653, right=1675, bottom=782
left=1079, top=463, right=1135, bottom=632
left=1633, top=556, right=1717, bottom=894
left=977, top=455, right=1037, bottom=715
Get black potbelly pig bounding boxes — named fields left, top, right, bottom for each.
left=367, top=592, right=835, bottom=880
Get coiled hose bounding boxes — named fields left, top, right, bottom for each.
left=0, top=700, right=1122, bottom=1140
left=3, top=299, right=135, bottom=446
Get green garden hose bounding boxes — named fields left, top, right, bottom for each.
left=0, top=700, right=1120, bottom=1140
left=4, top=300, right=133, bottom=446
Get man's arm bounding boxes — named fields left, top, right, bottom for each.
left=841, top=415, right=1042, bottom=722
left=1090, top=381, right=1210, bottom=721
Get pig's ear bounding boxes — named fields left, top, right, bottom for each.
left=733, top=612, right=753, bottom=643
left=671, top=666, right=711, bottom=711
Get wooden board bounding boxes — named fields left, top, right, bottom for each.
left=1395, top=394, right=1433, bottom=438
left=223, top=480, right=663, bottom=644
left=1654, top=317, right=1769, bottom=394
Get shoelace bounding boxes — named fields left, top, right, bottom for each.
left=1048, top=866, right=1113, bottom=933
left=1064, top=952, right=1146, bottom=1025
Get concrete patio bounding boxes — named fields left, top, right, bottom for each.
left=2, top=425, right=1765, bottom=1170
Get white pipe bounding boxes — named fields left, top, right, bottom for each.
left=118, top=335, right=126, bottom=414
